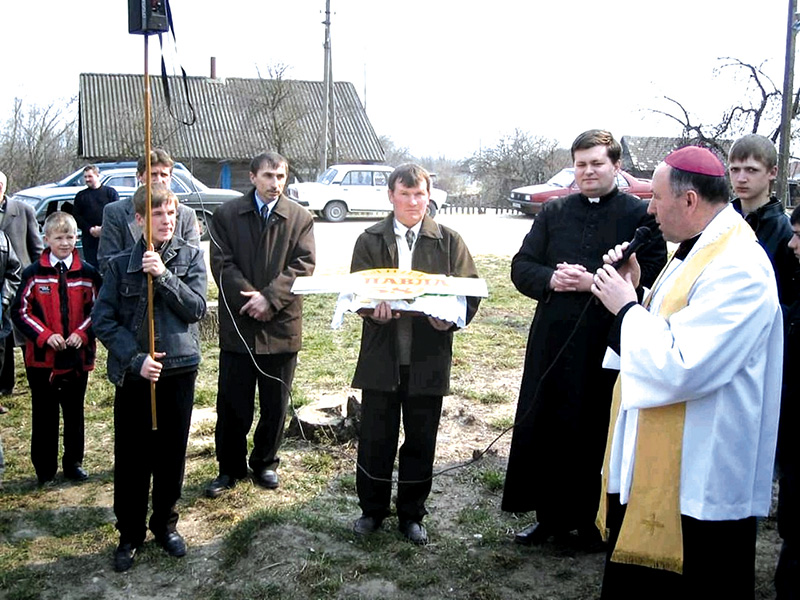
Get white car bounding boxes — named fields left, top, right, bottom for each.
left=287, top=164, right=447, bottom=222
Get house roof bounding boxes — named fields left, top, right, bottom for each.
left=621, top=136, right=733, bottom=174
left=78, top=73, right=384, bottom=166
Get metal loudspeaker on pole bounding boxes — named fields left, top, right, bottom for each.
left=128, top=0, right=170, bottom=430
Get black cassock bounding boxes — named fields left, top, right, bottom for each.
left=501, top=189, right=667, bottom=531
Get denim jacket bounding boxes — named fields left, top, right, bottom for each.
left=92, top=237, right=207, bottom=386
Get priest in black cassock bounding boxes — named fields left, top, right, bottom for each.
left=502, top=130, right=667, bottom=547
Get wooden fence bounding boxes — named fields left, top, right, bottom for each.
left=438, top=195, right=518, bottom=215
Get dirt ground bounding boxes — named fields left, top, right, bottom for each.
left=2, top=213, right=785, bottom=599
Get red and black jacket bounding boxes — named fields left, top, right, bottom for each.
left=11, top=249, right=102, bottom=372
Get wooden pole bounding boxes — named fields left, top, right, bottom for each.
left=144, top=35, right=158, bottom=430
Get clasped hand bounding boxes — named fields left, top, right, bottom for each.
left=46, top=332, right=84, bottom=351
left=240, top=290, right=270, bottom=321
left=549, top=262, right=593, bottom=292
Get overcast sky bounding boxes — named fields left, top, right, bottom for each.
left=0, top=1, right=793, bottom=159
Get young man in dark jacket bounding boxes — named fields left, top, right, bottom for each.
left=73, top=164, right=119, bottom=268
left=350, top=163, right=481, bottom=545
left=12, top=212, right=101, bottom=485
left=92, top=183, right=206, bottom=572
left=729, top=134, right=797, bottom=304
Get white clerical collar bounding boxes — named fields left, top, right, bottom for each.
left=587, top=197, right=600, bottom=204
left=49, top=252, right=73, bottom=270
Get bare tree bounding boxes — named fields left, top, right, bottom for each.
left=248, top=63, right=315, bottom=176
left=379, top=135, right=415, bottom=166
left=0, top=98, right=78, bottom=192
left=652, top=57, right=797, bottom=153
left=466, top=130, right=569, bottom=207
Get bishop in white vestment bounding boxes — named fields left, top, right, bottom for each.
left=592, top=146, right=782, bottom=600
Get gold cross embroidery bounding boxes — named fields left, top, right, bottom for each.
left=641, top=513, right=664, bottom=536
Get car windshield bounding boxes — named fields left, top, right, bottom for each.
left=318, top=168, right=338, bottom=185
left=547, top=168, right=576, bottom=188
left=56, top=169, right=85, bottom=187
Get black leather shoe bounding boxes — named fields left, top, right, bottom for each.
left=37, top=475, right=55, bottom=487
left=205, top=474, right=237, bottom=498
left=156, top=531, right=186, bottom=557
left=399, top=521, right=428, bottom=545
left=114, top=542, right=137, bottom=572
left=253, top=469, right=279, bottom=489
left=353, top=515, right=382, bottom=536
left=64, top=466, right=88, bottom=481
left=514, top=522, right=554, bottom=546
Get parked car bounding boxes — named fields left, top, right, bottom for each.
left=11, top=167, right=242, bottom=240
left=508, top=168, right=653, bottom=215
left=287, top=164, right=448, bottom=222
left=53, top=161, right=191, bottom=188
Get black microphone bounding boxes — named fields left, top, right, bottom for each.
left=611, top=226, right=653, bottom=269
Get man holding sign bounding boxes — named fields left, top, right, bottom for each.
left=349, top=163, right=481, bottom=545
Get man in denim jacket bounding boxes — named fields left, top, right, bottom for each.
left=92, top=183, right=206, bottom=572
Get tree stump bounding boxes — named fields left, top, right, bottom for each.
left=286, top=394, right=361, bottom=443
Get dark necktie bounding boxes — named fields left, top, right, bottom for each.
left=260, top=204, right=269, bottom=228
left=57, top=262, right=69, bottom=336
left=406, top=229, right=416, bottom=251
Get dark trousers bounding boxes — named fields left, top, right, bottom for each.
left=28, top=368, right=87, bottom=481
left=0, top=335, right=13, bottom=393
left=777, top=471, right=800, bottom=599
left=214, top=350, right=296, bottom=479
left=600, top=495, right=757, bottom=600
left=357, top=368, right=443, bottom=523
left=113, top=371, right=195, bottom=545
left=81, top=234, right=99, bottom=268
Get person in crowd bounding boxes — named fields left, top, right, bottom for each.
left=92, top=184, right=206, bottom=572
left=73, top=164, right=119, bottom=268
left=776, top=205, right=800, bottom=598
left=97, top=148, right=199, bottom=274
left=0, top=170, right=44, bottom=402
left=592, top=146, right=782, bottom=598
left=502, top=130, right=666, bottom=548
left=349, top=163, right=481, bottom=545
left=12, top=212, right=100, bottom=485
left=204, top=151, right=315, bottom=498
left=728, top=134, right=797, bottom=303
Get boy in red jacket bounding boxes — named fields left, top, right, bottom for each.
left=11, top=211, right=101, bottom=485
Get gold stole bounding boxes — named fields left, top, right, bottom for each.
left=596, top=218, right=754, bottom=574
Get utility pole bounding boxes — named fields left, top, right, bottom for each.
left=777, top=0, right=799, bottom=206
left=318, top=0, right=332, bottom=173
left=328, top=23, right=337, bottom=165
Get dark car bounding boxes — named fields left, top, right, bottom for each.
left=54, top=161, right=191, bottom=188
left=508, top=168, right=653, bottom=215
left=12, top=168, right=242, bottom=241
left=100, top=168, right=242, bottom=239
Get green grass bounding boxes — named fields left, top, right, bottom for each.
left=1, top=254, right=779, bottom=599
